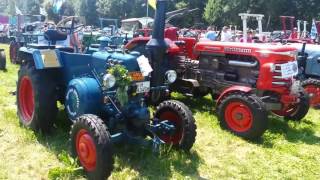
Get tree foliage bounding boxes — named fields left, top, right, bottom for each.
left=3, top=0, right=320, bottom=31
left=204, top=0, right=320, bottom=30
left=44, top=0, right=75, bottom=23
left=97, top=0, right=129, bottom=19
left=79, top=0, right=99, bottom=25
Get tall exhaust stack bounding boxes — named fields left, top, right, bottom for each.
left=146, top=0, right=168, bottom=89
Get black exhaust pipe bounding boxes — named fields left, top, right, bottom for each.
left=146, top=0, right=168, bottom=89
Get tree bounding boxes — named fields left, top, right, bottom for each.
left=97, top=0, right=130, bottom=19
left=6, top=0, right=16, bottom=15
left=204, top=0, right=320, bottom=30
left=44, top=0, right=75, bottom=23
left=79, top=0, right=99, bottom=25
left=27, top=0, right=40, bottom=15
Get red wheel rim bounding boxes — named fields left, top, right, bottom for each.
left=304, top=85, right=320, bottom=107
left=273, top=104, right=298, bottom=117
left=224, top=102, right=253, bottom=132
left=159, top=111, right=183, bottom=145
left=18, top=76, right=35, bottom=123
left=76, top=129, right=97, bottom=171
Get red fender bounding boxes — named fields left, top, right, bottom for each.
left=216, top=86, right=253, bottom=105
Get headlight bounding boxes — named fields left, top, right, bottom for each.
left=165, top=70, right=177, bottom=84
left=103, top=74, right=116, bottom=88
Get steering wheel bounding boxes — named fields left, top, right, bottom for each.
left=56, top=16, right=84, bottom=33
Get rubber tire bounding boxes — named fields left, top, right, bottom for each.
left=9, top=40, right=20, bottom=64
left=70, top=114, right=113, bottom=180
left=217, top=92, right=268, bottom=140
left=17, top=63, right=58, bottom=132
left=148, top=90, right=170, bottom=106
left=154, top=100, right=197, bottom=151
left=0, top=50, right=6, bottom=71
left=284, top=92, right=310, bottom=121
left=192, top=87, right=209, bottom=98
left=301, top=78, right=320, bottom=109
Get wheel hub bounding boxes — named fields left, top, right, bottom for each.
left=76, top=129, right=97, bottom=171
left=79, top=143, right=89, bottom=158
left=159, top=111, right=183, bottom=145
left=225, top=102, right=253, bottom=132
left=234, top=112, right=244, bottom=120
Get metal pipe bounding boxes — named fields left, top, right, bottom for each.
left=272, top=82, right=287, bottom=85
left=146, top=0, right=168, bottom=88
left=228, top=60, right=258, bottom=67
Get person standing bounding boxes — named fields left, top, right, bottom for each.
left=205, top=26, right=217, bottom=41
left=221, top=26, right=232, bottom=42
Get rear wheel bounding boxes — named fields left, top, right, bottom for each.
left=70, top=114, right=113, bottom=180
left=0, top=49, right=6, bottom=70
left=9, top=40, right=20, bottom=64
left=17, top=63, right=57, bottom=132
left=217, top=92, right=268, bottom=140
left=302, top=79, right=320, bottom=109
left=273, top=92, right=310, bottom=121
left=154, top=100, right=196, bottom=151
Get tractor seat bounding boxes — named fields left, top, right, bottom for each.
left=44, top=30, right=68, bottom=42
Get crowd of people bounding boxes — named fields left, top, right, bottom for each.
left=204, top=25, right=262, bottom=43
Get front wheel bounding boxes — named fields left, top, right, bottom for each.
left=302, top=79, right=320, bottom=109
left=154, top=100, right=196, bottom=151
left=217, top=92, right=268, bottom=140
left=0, top=49, right=6, bottom=70
left=70, top=114, right=114, bottom=180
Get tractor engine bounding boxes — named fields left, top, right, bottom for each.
left=198, top=53, right=259, bottom=89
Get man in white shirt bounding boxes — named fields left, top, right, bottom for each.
left=221, top=26, right=232, bottom=42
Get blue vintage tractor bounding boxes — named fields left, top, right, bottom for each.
left=292, top=43, right=320, bottom=108
left=16, top=1, right=196, bottom=179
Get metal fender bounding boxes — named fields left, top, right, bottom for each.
left=65, top=77, right=103, bottom=120
left=216, top=86, right=253, bottom=105
left=19, top=47, right=62, bottom=69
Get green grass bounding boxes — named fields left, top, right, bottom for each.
left=0, top=43, right=320, bottom=179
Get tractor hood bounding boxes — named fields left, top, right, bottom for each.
left=91, top=51, right=141, bottom=73
left=194, top=41, right=298, bottom=59
left=288, top=43, right=320, bottom=59
left=288, top=43, right=320, bottom=77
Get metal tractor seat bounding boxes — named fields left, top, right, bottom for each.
left=44, top=29, right=68, bottom=43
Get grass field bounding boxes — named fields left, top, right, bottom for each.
left=0, top=43, right=320, bottom=180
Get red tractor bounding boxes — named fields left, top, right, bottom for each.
left=174, top=42, right=310, bottom=139
left=127, top=29, right=309, bottom=139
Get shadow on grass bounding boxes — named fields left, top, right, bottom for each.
left=35, top=109, right=71, bottom=156
left=255, top=115, right=320, bottom=148
left=171, top=93, right=320, bottom=148
left=35, top=109, right=203, bottom=179
left=171, top=94, right=216, bottom=115
left=113, top=144, right=203, bottom=179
